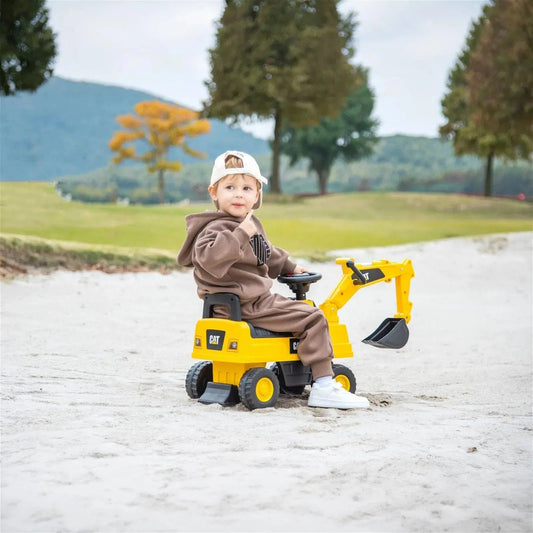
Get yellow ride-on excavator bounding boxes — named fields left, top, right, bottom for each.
left=185, top=258, right=414, bottom=410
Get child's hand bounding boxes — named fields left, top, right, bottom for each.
left=240, top=211, right=258, bottom=237
left=293, top=265, right=308, bottom=274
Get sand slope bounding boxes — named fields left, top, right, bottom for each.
left=1, top=232, right=532, bottom=532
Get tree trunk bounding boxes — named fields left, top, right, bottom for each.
left=484, top=150, right=494, bottom=197
left=318, top=168, right=330, bottom=195
left=270, top=108, right=282, bottom=194
left=157, top=169, right=165, bottom=204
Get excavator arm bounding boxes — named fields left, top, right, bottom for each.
left=319, top=258, right=415, bottom=349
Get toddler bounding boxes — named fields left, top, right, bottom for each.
left=177, top=150, right=369, bottom=409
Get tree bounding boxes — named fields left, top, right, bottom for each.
left=280, top=70, right=378, bottom=194
left=440, top=5, right=496, bottom=196
left=205, top=0, right=361, bottom=194
left=0, top=0, right=57, bottom=96
left=439, top=0, right=532, bottom=196
left=109, top=101, right=211, bottom=204
left=467, top=0, right=533, bottom=159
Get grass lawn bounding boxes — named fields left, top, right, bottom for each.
left=1, top=182, right=531, bottom=266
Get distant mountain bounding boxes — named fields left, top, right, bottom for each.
left=2, top=77, right=530, bottom=198
left=0, top=77, right=269, bottom=181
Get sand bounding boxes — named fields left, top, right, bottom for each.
left=1, top=232, right=532, bottom=532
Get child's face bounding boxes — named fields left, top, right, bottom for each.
left=209, top=174, right=260, bottom=218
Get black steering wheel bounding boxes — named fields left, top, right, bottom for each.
left=277, top=272, right=322, bottom=300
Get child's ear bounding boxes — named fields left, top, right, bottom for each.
left=208, top=185, right=218, bottom=202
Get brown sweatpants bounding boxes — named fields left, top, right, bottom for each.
left=217, top=292, right=334, bottom=379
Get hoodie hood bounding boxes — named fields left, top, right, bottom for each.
left=177, top=211, right=242, bottom=267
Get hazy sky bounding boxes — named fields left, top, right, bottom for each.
left=47, top=0, right=486, bottom=139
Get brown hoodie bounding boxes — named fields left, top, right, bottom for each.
left=177, top=211, right=297, bottom=302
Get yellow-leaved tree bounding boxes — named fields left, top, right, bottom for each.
left=109, top=101, right=211, bottom=203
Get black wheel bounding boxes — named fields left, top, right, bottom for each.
left=239, top=367, right=280, bottom=410
left=185, top=361, right=213, bottom=399
left=269, top=363, right=306, bottom=396
left=332, top=363, right=356, bottom=393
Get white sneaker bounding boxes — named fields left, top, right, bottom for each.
left=308, top=381, right=370, bottom=409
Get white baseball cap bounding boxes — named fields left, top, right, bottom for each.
left=210, top=150, right=268, bottom=209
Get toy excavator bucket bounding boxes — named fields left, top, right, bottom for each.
left=362, top=317, right=409, bottom=349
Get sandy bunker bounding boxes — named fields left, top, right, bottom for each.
left=1, top=232, right=531, bottom=532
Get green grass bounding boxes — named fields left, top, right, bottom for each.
left=1, top=182, right=531, bottom=262
left=0, top=234, right=178, bottom=272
